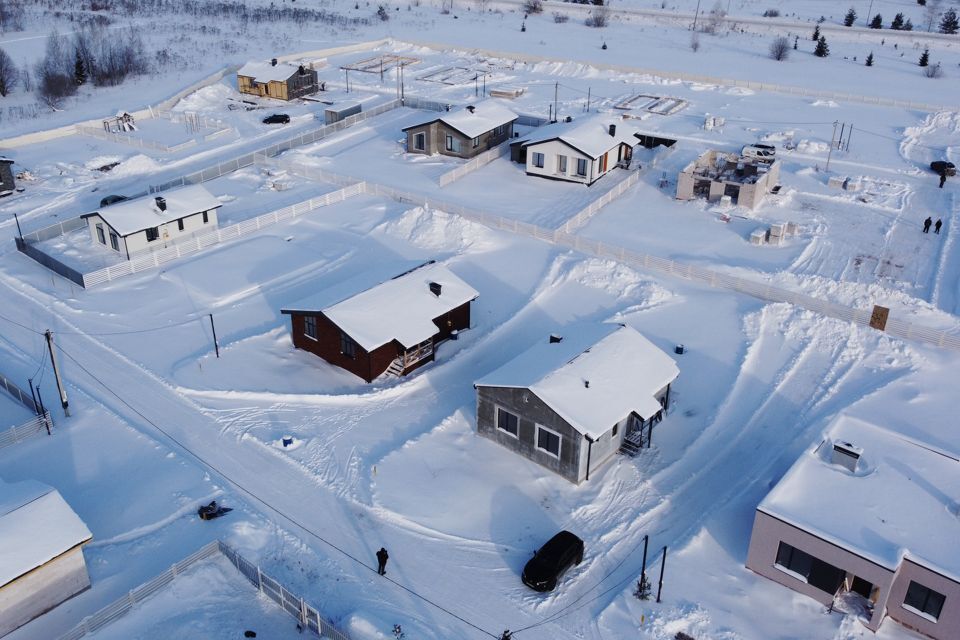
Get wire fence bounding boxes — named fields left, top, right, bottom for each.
left=0, top=370, right=42, bottom=414
left=0, top=413, right=53, bottom=450
left=58, top=540, right=349, bottom=640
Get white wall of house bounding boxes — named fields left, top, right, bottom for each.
left=524, top=140, right=597, bottom=184
left=85, top=215, right=129, bottom=257
left=0, top=545, right=91, bottom=637
left=88, top=209, right=220, bottom=258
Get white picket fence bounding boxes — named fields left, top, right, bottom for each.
left=557, top=169, right=642, bottom=233
left=75, top=124, right=199, bottom=154
left=58, top=540, right=349, bottom=640
left=437, top=141, right=512, bottom=187
left=82, top=183, right=366, bottom=288
left=0, top=413, right=52, bottom=449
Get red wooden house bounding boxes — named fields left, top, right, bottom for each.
left=281, top=261, right=478, bottom=382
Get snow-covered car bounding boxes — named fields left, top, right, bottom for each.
left=742, top=143, right=776, bottom=160
left=522, top=531, right=584, bottom=592
left=262, top=113, right=291, bottom=124
left=930, top=161, right=956, bottom=177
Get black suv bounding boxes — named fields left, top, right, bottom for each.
left=262, top=113, right=290, bottom=124
left=521, top=530, right=584, bottom=592
left=99, top=194, right=128, bottom=207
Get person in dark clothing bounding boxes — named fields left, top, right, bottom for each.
left=923, top=217, right=932, bottom=233
left=935, top=219, right=943, bottom=234
left=940, top=174, right=947, bottom=188
left=376, top=547, right=389, bottom=575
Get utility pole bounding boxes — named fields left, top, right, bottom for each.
left=586, top=87, right=591, bottom=113
left=692, top=0, right=702, bottom=31
left=825, top=120, right=838, bottom=172
left=639, top=534, right=649, bottom=597
left=475, top=73, right=479, bottom=97
left=656, top=546, right=668, bottom=603
left=209, top=314, right=220, bottom=358
left=553, top=82, right=559, bottom=122
left=344, top=69, right=350, bottom=93
left=44, top=330, right=70, bottom=417
left=13, top=212, right=23, bottom=241
left=866, top=0, right=874, bottom=27
left=28, top=378, right=40, bottom=416
left=845, top=125, right=854, bottom=152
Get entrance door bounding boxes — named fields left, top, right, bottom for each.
left=850, top=576, right=875, bottom=600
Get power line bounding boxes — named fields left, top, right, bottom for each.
left=0, top=311, right=203, bottom=337
left=53, top=344, right=499, bottom=640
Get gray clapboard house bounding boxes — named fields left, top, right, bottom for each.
left=402, top=100, right=517, bottom=159
left=474, top=324, right=679, bottom=484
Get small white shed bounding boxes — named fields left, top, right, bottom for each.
left=0, top=479, right=93, bottom=636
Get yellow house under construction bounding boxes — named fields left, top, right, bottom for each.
left=237, top=60, right=319, bottom=101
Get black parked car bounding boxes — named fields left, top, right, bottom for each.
left=262, top=113, right=290, bottom=124
left=521, top=530, right=584, bottom=592
left=930, top=160, right=956, bottom=177
left=99, top=194, right=128, bottom=207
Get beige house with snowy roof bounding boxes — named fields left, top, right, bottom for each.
left=746, top=415, right=960, bottom=639
left=402, top=100, right=517, bottom=159
left=474, top=324, right=679, bottom=484
left=81, top=185, right=221, bottom=260
left=0, top=480, right=93, bottom=637
left=510, top=116, right=639, bottom=186
left=237, top=60, right=318, bottom=101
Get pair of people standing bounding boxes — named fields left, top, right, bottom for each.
left=923, top=217, right=943, bottom=234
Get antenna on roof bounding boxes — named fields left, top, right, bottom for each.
left=549, top=334, right=563, bottom=344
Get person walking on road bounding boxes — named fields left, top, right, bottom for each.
left=923, top=217, right=933, bottom=233
left=935, top=219, right=943, bottom=234
left=376, top=547, right=389, bottom=576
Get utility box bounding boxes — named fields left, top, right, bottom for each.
left=324, top=102, right=362, bottom=125
left=869, top=305, right=890, bottom=331
left=750, top=229, right=767, bottom=245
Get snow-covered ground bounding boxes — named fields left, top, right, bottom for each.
left=2, top=2, right=960, bottom=640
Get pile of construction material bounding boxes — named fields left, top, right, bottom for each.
left=750, top=221, right=798, bottom=246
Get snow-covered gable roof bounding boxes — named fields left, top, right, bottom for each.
left=0, top=479, right=92, bottom=587
left=759, top=415, right=960, bottom=581
left=83, top=184, right=221, bottom=237
left=476, top=324, right=679, bottom=439
left=282, top=262, right=479, bottom=351
left=517, top=116, right=639, bottom=159
left=237, top=61, right=303, bottom=83
left=403, top=100, right=518, bottom=139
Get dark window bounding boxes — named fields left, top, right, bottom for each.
left=145, top=227, right=159, bottom=242
left=414, top=132, right=425, bottom=151
left=472, top=136, right=480, bottom=148
left=774, top=542, right=845, bottom=594
left=557, top=155, right=567, bottom=173
left=576, top=158, right=588, bottom=177
left=109, top=233, right=119, bottom=251
left=612, top=422, right=618, bottom=437
left=496, top=407, right=519, bottom=437
left=532, top=152, right=545, bottom=168
left=904, top=581, right=945, bottom=621
left=95, top=224, right=106, bottom=244
left=536, top=425, right=561, bottom=458
left=445, top=135, right=460, bottom=153
left=177, top=218, right=185, bottom=231
left=303, top=316, right=318, bottom=340
left=340, top=331, right=356, bottom=359
left=202, top=210, right=209, bottom=224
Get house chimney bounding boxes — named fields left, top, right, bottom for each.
left=271, top=58, right=278, bottom=66
left=429, top=282, right=442, bottom=297
left=584, top=380, right=590, bottom=388
left=608, top=124, right=616, bottom=137
left=154, top=196, right=167, bottom=212
left=831, top=441, right=862, bottom=473
left=298, top=64, right=306, bottom=75
left=549, top=334, right=563, bottom=344
left=466, top=105, right=475, bottom=114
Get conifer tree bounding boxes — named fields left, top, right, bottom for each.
left=843, top=7, right=856, bottom=27
left=869, top=13, right=883, bottom=29
left=940, top=9, right=959, bottom=35
left=891, top=13, right=905, bottom=30
left=812, top=24, right=821, bottom=41
left=814, top=36, right=830, bottom=57
left=74, top=49, right=86, bottom=86
left=865, top=52, right=874, bottom=66
left=919, top=47, right=930, bottom=67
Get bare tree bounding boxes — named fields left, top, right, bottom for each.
left=924, top=62, right=943, bottom=78
left=690, top=31, right=701, bottom=52
left=0, top=1, right=26, bottom=32
left=925, top=0, right=943, bottom=32
left=36, top=29, right=75, bottom=107
left=768, top=36, right=790, bottom=61
left=585, top=5, right=608, bottom=27
left=0, top=46, right=17, bottom=96
left=701, top=0, right=726, bottom=34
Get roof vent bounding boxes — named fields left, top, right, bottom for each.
left=298, top=64, right=306, bottom=75
left=429, top=282, right=442, bottom=297
left=466, top=105, right=476, bottom=113
left=549, top=334, right=563, bottom=344
left=608, top=124, right=616, bottom=137
left=831, top=441, right=862, bottom=473
left=271, top=58, right=278, bottom=66
left=584, top=380, right=590, bottom=389
left=154, top=196, right=167, bottom=212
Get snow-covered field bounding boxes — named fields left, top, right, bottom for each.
left=2, top=2, right=960, bottom=640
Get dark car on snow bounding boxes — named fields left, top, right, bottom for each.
left=930, top=161, right=956, bottom=177
left=521, top=530, right=584, bottom=592
left=99, top=194, right=128, bottom=207
left=263, top=113, right=291, bottom=124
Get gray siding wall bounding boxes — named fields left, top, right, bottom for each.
left=406, top=121, right=513, bottom=159
left=476, top=386, right=583, bottom=484
left=0, top=162, right=14, bottom=192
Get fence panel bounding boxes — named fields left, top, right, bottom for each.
left=0, top=413, right=52, bottom=450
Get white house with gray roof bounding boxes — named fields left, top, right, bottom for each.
left=81, top=185, right=221, bottom=259
left=0, top=479, right=93, bottom=637
left=474, top=323, right=679, bottom=484
left=510, top=116, right=640, bottom=186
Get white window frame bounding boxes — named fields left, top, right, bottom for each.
left=95, top=223, right=106, bottom=245
left=495, top=406, right=520, bottom=439
left=532, top=152, right=545, bottom=169
left=445, top=135, right=460, bottom=153
left=472, top=136, right=480, bottom=148
left=303, top=315, right=318, bottom=341
left=557, top=155, right=567, bottom=174
left=109, top=232, right=120, bottom=252
left=414, top=132, right=425, bottom=151
left=535, top=423, right=562, bottom=459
